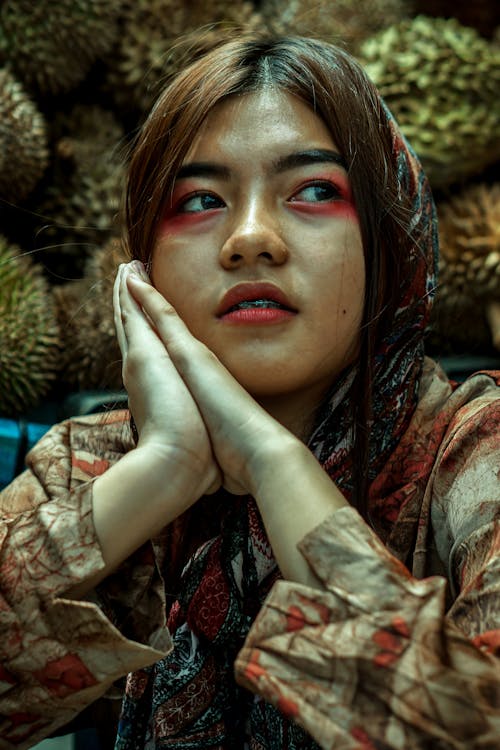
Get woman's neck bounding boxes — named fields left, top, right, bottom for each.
left=256, top=387, right=324, bottom=442
left=255, top=363, right=355, bottom=442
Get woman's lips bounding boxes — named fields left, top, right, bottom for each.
left=216, top=282, right=296, bottom=325
left=221, top=305, right=295, bottom=324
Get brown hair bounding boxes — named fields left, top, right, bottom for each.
left=123, top=34, right=413, bottom=516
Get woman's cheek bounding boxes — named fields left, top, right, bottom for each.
left=291, top=201, right=359, bottom=222
left=159, top=210, right=219, bottom=234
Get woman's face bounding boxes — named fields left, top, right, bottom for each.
left=152, top=89, right=365, bottom=412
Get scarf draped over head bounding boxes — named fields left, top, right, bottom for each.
left=309, top=102, right=438, bottom=494
left=116, top=98, right=438, bottom=749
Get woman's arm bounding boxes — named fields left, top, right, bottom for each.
left=246, top=437, right=348, bottom=588
left=234, top=390, right=500, bottom=749
left=0, top=422, right=169, bottom=750
left=235, top=507, right=500, bottom=749
left=69, top=440, right=214, bottom=597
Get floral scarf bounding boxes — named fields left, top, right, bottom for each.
left=115, top=104, right=438, bottom=749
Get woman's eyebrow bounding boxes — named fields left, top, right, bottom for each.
left=175, top=162, right=230, bottom=180
left=174, top=149, right=346, bottom=181
left=273, top=149, right=347, bottom=172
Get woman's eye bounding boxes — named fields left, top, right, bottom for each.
left=291, top=181, right=342, bottom=203
left=178, top=192, right=224, bottom=213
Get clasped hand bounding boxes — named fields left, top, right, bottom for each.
left=114, top=261, right=284, bottom=501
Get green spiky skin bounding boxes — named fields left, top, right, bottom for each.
left=359, top=16, right=500, bottom=188
left=0, top=0, right=122, bottom=96
left=0, top=236, right=60, bottom=417
left=0, top=68, right=49, bottom=202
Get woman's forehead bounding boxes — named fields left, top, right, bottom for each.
left=181, top=89, right=340, bottom=168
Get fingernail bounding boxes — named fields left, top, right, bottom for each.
left=129, top=260, right=149, bottom=280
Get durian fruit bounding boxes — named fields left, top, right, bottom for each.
left=32, top=105, right=126, bottom=280
left=103, top=0, right=263, bottom=116
left=0, top=68, right=49, bottom=203
left=54, top=238, right=129, bottom=391
left=359, top=16, right=500, bottom=188
left=260, top=0, right=413, bottom=53
left=0, top=236, right=60, bottom=417
left=429, top=183, right=500, bottom=353
left=414, top=0, right=500, bottom=40
left=0, top=0, right=122, bottom=96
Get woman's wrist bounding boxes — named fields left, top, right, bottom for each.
left=243, top=426, right=302, bottom=497
left=247, top=436, right=348, bottom=585
left=91, top=444, right=210, bottom=575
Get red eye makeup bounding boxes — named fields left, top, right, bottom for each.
left=288, top=174, right=357, bottom=220
left=161, top=182, right=225, bottom=231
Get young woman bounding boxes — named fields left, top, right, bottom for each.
left=0, top=35, right=498, bottom=750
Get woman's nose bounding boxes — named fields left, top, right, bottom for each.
left=219, top=206, right=289, bottom=269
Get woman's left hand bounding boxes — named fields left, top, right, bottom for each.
left=126, top=263, right=296, bottom=496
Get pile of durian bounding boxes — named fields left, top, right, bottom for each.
left=0, top=0, right=499, bottom=417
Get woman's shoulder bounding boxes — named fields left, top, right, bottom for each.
left=23, top=409, right=134, bottom=486
left=369, top=358, right=499, bottom=550
left=418, top=357, right=499, bottom=433
left=428, top=358, right=499, bottom=496
left=373, top=357, right=498, bottom=493
left=422, top=361, right=499, bottom=602
left=414, top=358, right=499, bottom=504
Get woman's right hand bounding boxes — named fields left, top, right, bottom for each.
left=114, top=262, right=221, bottom=498
left=66, top=262, right=223, bottom=594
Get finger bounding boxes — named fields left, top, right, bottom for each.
left=126, top=271, right=196, bottom=352
left=119, top=264, right=163, bottom=351
left=113, top=264, right=127, bottom=357
left=127, top=273, right=265, bottom=419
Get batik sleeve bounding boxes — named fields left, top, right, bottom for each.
left=0, top=420, right=170, bottom=750
left=235, top=402, right=500, bottom=749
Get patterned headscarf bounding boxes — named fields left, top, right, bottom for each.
left=116, top=90, right=438, bottom=750
left=310, top=103, right=438, bottom=493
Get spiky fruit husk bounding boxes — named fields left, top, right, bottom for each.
left=429, top=183, right=500, bottom=353
left=0, top=236, right=60, bottom=417
left=0, top=68, right=49, bottom=202
left=359, top=16, right=500, bottom=188
left=104, top=0, right=263, bottom=116
left=54, top=238, right=129, bottom=390
left=437, top=184, right=500, bottom=296
left=32, top=105, right=126, bottom=279
left=0, top=0, right=122, bottom=96
left=414, top=0, right=500, bottom=40
left=260, top=0, right=412, bottom=53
